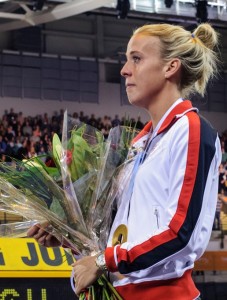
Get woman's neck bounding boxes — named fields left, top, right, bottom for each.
left=147, top=92, right=182, bottom=129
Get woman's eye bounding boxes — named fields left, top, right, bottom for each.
left=132, top=56, right=141, bottom=63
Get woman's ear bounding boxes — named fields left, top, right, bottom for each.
left=164, top=58, right=181, bottom=79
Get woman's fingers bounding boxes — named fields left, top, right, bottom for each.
left=37, top=234, right=47, bottom=245
left=27, top=224, right=61, bottom=247
left=27, top=225, right=47, bottom=240
left=73, top=266, right=88, bottom=296
left=27, top=221, right=50, bottom=237
left=33, top=228, right=47, bottom=239
left=44, top=233, right=61, bottom=247
left=27, top=224, right=40, bottom=237
left=28, top=226, right=48, bottom=245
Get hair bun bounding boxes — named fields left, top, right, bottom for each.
left=193, top=23, right=219, bottom=50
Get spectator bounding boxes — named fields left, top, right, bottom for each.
left=17, top=111, right=24, bottom=126
left=72, top=112, right=80, bottom=125
left=1, top=115, right=8, bottom=129
left=219, top=163, right=226, bottom=193
left=31, top=125, right=41, bottom=143
left=112, top=115, right=121, bottom=127
left=38, top=146, right=47, bottom=162
left=56, top=109, right=64, bottom=124
left=213, top=193, right=222, bottom=230
left=22, top=120, right=33, bottom=137
left=17, top=139, right=29, bottom=160
left=51, top=116, right=60, bottom=133
left=102, top=115, right=112, bottom=128
left=4, top=125, right=15, bottom=143
left=41, top=113, right=50, bottom=131
left=7, top=108, right=16, bottom=124
left=0, top=135, right=7, bottom=156
left=14, top=137, right=23, bottom=156
left=79, top=111, right=85, bottom=122
left=28, top=144, right=37, bottom=158
left=101, top=125, right=111, bottom=140
left=88, top=114, right=98, bottom=128
left=4, top=139, right=16, bottom=162
left=219, top=191, right=227, bottom=231
left=0, top=124, right=6, bottom=136
left=221, top=141, right=227, bottom=163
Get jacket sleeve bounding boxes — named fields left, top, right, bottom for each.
left=104, top=112, right=222, bottom=275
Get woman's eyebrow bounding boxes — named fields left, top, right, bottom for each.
left=126, top=50, right=141, bottom=57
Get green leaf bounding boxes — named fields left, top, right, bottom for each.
left=52, top=133, right=62, bottom=169
left=69, top=134, right=93, bottom=181
left=49, top=196, right=66, bottom=220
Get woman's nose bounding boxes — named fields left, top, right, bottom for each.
left=120, top=62, right=131, bottom=77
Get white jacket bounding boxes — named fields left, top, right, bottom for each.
left=105, top=99, right=222, bottom=300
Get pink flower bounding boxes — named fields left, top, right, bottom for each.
left=65, top=149, right=73, bottom=165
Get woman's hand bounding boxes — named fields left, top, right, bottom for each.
left=72, top=256, right=103, bottom=296
left=27, top=223, right=61, bottom=247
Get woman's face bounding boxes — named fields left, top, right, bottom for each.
left=121, top=34, right=167, bottom=109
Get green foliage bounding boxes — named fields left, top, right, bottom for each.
left=53, top=125, right=105, bottom=183
left=50, top=197, right=66, bottom=220
left=79, top=275, right=123, bottom=300
left=52, top=133, right=62, bottom=169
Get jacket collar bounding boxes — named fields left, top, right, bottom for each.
left=133, top=100, right=198, bottom=144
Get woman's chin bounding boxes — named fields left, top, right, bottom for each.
left=128, top=97, right=146, bottom=108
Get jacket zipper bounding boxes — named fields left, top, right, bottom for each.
left=154, top=208, right=160, bottom=229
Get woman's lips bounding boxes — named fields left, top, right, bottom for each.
left=126, top=83, right=135, bottom=90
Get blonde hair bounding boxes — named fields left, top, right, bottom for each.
left=133, top=23, right=220, bottom=97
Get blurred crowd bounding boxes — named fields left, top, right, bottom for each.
left=0, top=108, right=145, bottom=162
left=213, top=132, right=227, bottom=231
left=220, top=129, right=227, bottom=193
left=214, top=168, right=227, bottom=231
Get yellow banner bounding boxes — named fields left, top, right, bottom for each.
left=0, top=238, right=75, bottom=277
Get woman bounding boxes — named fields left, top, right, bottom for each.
left=28, top=23, right=222, bottom=299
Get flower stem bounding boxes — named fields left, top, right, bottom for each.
left=101, top=275, right=123, bottom=300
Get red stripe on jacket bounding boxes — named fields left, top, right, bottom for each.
left=115, top=269, right=199, bottom=300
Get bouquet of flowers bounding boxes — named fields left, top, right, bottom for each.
left=0, top=112, right=139, bottom=299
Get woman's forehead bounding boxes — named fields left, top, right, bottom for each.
left=126, top=34, right=161, bottom=55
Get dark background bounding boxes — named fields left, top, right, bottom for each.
left=0, top=278, right=78, bottom=300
